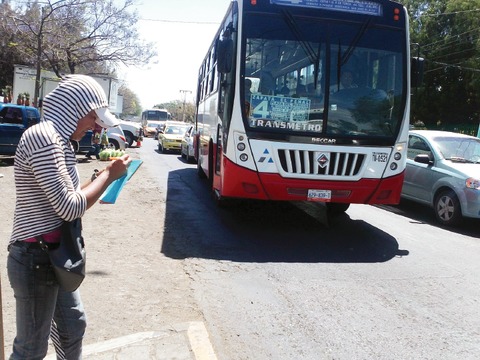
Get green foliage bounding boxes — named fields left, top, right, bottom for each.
left=405, top=0, right=480, bottom=128
left=0, top=0, right=156, bottom=106
left=152, top=100, right=196, bottom=123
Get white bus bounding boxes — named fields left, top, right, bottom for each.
left=195, top=0, right=422, bottom=213
left=141, top=108, right=171, bottom=124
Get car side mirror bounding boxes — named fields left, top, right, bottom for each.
left=414, top=154, right=432, bottom=164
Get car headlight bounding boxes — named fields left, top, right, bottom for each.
left=466, top=177, right=480, bottom=189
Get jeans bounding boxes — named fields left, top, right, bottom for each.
left=7, top=242, right=87, bottom=360
left=86, top=143, right=100, bottom=159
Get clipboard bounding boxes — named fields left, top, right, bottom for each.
left=99, top=159, right=143, bottom=204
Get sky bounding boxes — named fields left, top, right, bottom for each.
left=118, top=0, right=232, bottom=109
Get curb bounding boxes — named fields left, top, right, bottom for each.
left=44, top=321, right=217, bottom=360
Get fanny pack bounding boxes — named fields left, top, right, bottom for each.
left=36, top=218, right=86, bottom=292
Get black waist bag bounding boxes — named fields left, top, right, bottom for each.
left=37, top=218, right=86, bottom=292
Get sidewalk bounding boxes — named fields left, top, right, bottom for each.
left=44, top=322, right=217, bottom=360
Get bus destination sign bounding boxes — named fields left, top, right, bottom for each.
left=271, top=0, right=383, bottom=17
left=249, top=94, right=320, bottom=131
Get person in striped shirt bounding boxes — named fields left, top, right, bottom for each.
left=7, top=74, right=131, bottom=359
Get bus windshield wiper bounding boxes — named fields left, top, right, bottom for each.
left=281, top=10, right=318, bottom=65
left=341, top=19, right=371, bottom=67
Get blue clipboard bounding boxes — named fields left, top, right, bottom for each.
left=99, top=159, right=143, bottom=204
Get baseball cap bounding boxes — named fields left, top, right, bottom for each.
left=95, top=107, right=120, bottom=128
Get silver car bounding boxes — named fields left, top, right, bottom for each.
left=180, top=125, right=195, bottom=163
left=402, top=130, right=480, bottom=226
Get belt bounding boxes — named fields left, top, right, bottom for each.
left=8, top=241, right=59, bottom=251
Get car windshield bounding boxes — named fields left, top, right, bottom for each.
left=434, top=136, right=480, bottom=163
left=165, top=125, right=188, bottom=135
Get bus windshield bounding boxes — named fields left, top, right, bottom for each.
left=142, top=109, right=171, bottom=121
left=243, top=11, right=406, bottom=139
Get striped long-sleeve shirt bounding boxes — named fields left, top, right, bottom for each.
left=9, top=74, right=110, bottom=244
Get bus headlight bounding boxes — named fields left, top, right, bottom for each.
left=390, top=162, right=398, bottom=170
left=237, top=142, right=246, bottom=151
left=239, top=153, right=248, bottom=162
left=394, top=152, right=402, bottom=160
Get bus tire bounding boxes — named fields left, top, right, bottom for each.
left=197, top=156, right=207, bottom=179
left=326, top=202, right=350, bottom=216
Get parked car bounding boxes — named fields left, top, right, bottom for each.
left=401, top=130, right=480, bottom=226
left=119, top=120, right=143, bottom=147
left=180, top=125, right=195, bottom=163
left=0, top=103, right=40, bottom=155
left=157, top=121, right=190, bottom=153
left=73, top=126, right=127, bottom=153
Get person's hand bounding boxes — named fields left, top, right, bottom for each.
left=105, top=154, right=132, bottom=180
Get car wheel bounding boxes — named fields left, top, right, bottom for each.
left=108, top=139, right=119, bottom=150
left=434, top=190, right=462, bottom=226
left=124, top=132, right=134, bottom=147
left=180, top=144, right=186, bottom=159
left=158, top=142, right=162, bottom=152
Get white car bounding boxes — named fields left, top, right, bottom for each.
left=119, top=120, right=143, bottom=147
left=106, top=126, right=127, bottom=150
left=74, top=126, right=127, bottom=153
left=180, top=125, right=195, bottom=163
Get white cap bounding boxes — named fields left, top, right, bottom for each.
left=94, top=107, right=120, bottom=128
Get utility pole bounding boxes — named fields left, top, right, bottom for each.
left=179, top=89, right=192, bottom=122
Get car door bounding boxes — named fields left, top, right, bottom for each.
left=403, top=135, right=435, bottom=203
left=0, top=106, right=25, bottom=155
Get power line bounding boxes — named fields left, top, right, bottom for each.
left=139, top=18, right=219, bottom=25
left=425, top=59, right=480, bottom=74
left=420, top=8, right=480, bottom=17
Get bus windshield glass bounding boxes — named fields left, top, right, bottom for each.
left=142, top=109, right=171, bottom=121
left=243, top=11, right=406, bottom=139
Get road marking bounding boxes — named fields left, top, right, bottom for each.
left=187, top=321, right=218, bottom=360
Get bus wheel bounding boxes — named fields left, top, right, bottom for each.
left=326, top=203, right=350, bottom=216
left=212, top=189, right=233, bottom=208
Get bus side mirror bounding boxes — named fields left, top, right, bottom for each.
left=411, top=57, right=424, bottom=88
left=217, top=38, right=233, bottom=74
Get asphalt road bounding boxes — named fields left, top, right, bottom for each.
left=139, top=138, right=480, bottom=360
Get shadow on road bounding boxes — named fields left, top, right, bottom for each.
left=377, top=199, right=480, bottom=238
left=161, top=169, right=409, bottom=264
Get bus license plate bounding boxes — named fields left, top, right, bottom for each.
left=307, top=189, right=331, bottom=202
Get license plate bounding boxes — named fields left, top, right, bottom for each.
left=307, top=189, right=331, bottom=202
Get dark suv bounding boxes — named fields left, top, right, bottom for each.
left=0, top=103, right=41, bottom=155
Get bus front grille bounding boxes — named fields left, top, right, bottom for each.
left=277, top=149, right=366, bottom=177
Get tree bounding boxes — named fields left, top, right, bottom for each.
left=153, top=101, right=196, bottom=123
left=0, top=2, right=26, bottom=96
left=119, top=84, right=141, bottom=118
left=404, top=0, right=480, bottom=130
left=9, top=0, right=157, bottom=105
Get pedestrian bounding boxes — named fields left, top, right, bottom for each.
left=6, top=74, right=132, bottom=359
left=100, top=127, right=109, bottom=150
left=85, top=124, right=102, bottom=160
